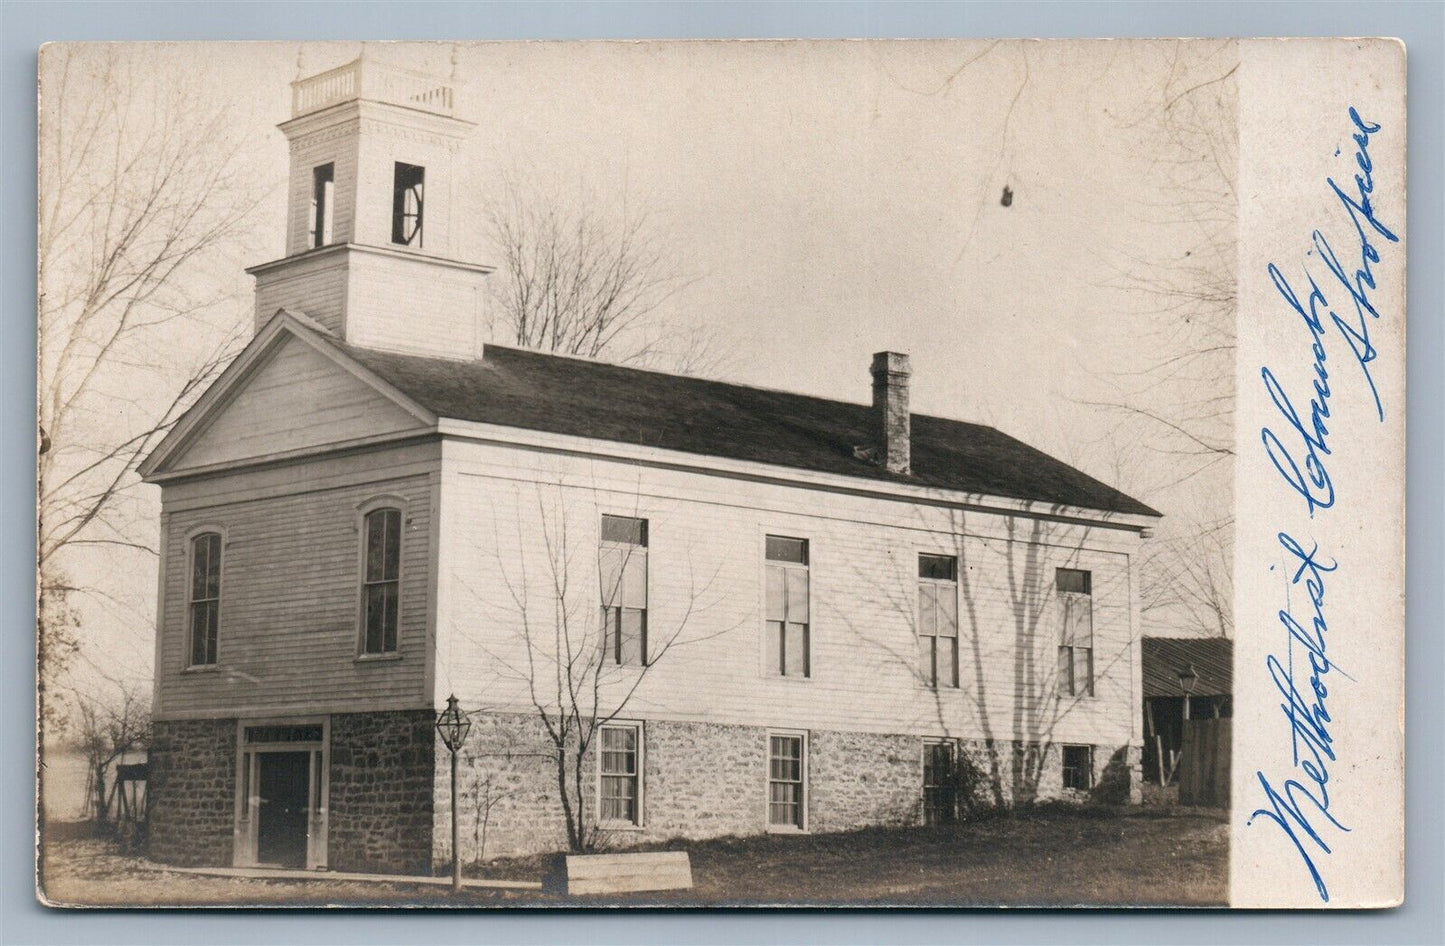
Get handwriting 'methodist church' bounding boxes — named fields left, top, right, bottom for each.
left=139, top=54, right=1160, bottom=875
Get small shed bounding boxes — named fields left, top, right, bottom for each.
left=1141, top=637, right=1232, bottom=787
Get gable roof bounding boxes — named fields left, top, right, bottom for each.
left=1142, top=637, right=1233, bottom=698
left=328, top=337, right=1160, bottom=518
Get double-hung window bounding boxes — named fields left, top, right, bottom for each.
left=1062, top=744, right=1093, bottom=792
left=765, top=536, right=809, bottom=677
left=1056, top=568, right=1094, bottom=697
left=188, top=532, right=222, bottom=667
left=923, top=740, right=958, bottom=825
left=599, top=515, right=648, bottom=666
left=598, top=723, right=642, bottom=825
left=768, top=733, right=806, bottom=829
left=361, top=508, right=402, bottom=655
left=918, top=554, right=959, bottom=688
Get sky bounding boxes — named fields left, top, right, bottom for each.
left=38, top=39, right=1237, bottom=709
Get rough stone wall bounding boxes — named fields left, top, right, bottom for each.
left=433, top=713, right=1143, bottom=864
left=639, top=718, right=768, bottom=840
left=148, top=718, right=236, bottom=867
left=433, top=711, right=571, bottom=866
left=809, top=729, right=921, bottom=831
left=328, top=709, right=436, bottom=874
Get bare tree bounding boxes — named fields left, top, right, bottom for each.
left=36, top=50, right=263, bottom=699
left=1082, top=42, right=1238, bottom=639
left=836, top=507, right=1129, bottom=812
left=66, top=680, right=152, bottom=826
left=485, top=176, right=720, bottom=374
left=470, top=482, right=729, bottom=853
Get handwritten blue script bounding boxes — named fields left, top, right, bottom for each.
left=1249, top=107, right=1397, bottom=903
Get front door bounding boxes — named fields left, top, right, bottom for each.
left=256, top=751, right=311, bottom=867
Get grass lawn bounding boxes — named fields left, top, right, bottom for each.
left=39, top=806, right=1226, bottom=908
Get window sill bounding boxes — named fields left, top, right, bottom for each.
left=766, top=825, right=810, bottom=835
left=764, top=673, right=813, bottom=683
left=183, top=664, right=220, bottom=674
left=597, top=821, right=645, bottom=833
left=355, top=653, right=403, bottom=664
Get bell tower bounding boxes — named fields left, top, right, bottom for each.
left=247, top=50, right=492, bottom=359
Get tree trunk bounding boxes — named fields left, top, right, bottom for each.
left=555, top=746, right=580, bottom=853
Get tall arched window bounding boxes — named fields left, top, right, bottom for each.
left=361, top=508, right=402, bottom=654
left=188, top=532, right=222, bottom=667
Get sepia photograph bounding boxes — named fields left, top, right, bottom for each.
left=37, top=36, right=1251, bottom=908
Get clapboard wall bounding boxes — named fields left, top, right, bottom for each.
left=433, top=435, right=1145, bottom=751
left=154, top=442, right=440, bottom=720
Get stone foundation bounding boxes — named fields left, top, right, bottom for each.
left=328, top=709, right=436, bottom=874
left=148, top=718, right=236, bottom=867
left=434, top=712, right=1144, bottom=863
left=152, top=711, right=1140, bottom=870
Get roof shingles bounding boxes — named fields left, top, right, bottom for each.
left=339, top=340, right=1160, bottom=519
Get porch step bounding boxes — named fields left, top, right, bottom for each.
left=155, top=863, right=542, bottom=891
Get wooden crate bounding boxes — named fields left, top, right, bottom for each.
left=560, top=851, right=693, bottom=896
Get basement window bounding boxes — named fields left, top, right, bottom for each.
left=1062, top=744, right=1093, bottom=792
left=768, top=732, right=807, bottom=829
left=391, top=162, right=424, bottom=246
left=598, top=722, right=642, bottom=826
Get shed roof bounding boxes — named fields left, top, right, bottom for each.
left=334, top=340, right=1161, bottom=518
left=1142, top=637, right=1233, bottom=698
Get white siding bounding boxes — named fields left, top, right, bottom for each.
left=155, top=446, right=439, bottom=720
left=342, top=251, right=486, bottom=360
left=433, top=438, right=1142, bottom=749
left=170, top=335, right=426, bottom=471
left=253, top=252, right=350, bottom=334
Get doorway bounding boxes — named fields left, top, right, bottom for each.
left=256, top=751, right=310, bottom=867
left=235, top=720, right=328, bottom=870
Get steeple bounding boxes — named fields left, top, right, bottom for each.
left=246, top=51, right=492, bottom=359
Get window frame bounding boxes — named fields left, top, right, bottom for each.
left=355, top=497, right=408, bottom=659
left=765, top=729, right=809, bottom=832
left=310, top=162, right=335, bottom=248
left=917, top=553, right=960, bottom=689
left=922, top=738, right=960, bottom=826
left=762, top=532, right=811, bottom=680
left=595, top=720, right=645, bottom=830
left=598, top=513, right=650, bottom=668
left=391, top=162, right=425, bottom=247
left=1055, top=567, right=1095, bottom=699
left=184, top=525, right=226, bottom=670
left=1061, top=743, right=1094, bottom=793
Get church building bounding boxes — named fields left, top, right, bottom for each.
left=140, top=54, right=1159, bottom=875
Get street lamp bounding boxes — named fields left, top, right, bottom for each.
left=1178, top=663, right=1198, bottom=722
left=435, top=694, right=472, bottom=892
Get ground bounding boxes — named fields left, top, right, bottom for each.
left=40, top=807, right=1227, bottom=908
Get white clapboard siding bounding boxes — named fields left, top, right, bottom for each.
left=285, top=132, right=360, bottom=255
left=156, top=465, right=434, bottom=719
left=254, top=253, right=350, bottom=335
left=341, top=251, right=484, bottom=360
left=434, top=438, right=1142, bottom=748
left=171, top=335, right=426, bottom=471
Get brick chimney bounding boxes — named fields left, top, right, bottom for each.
left=871, top=351, right=911, bottom=474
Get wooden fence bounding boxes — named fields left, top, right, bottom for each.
left=1178, top=718, right=1231, bottom=807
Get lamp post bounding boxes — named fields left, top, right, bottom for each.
left=1178, top=662, right=1198, bottom=722
left=435, top=694, right=471, bottom=892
